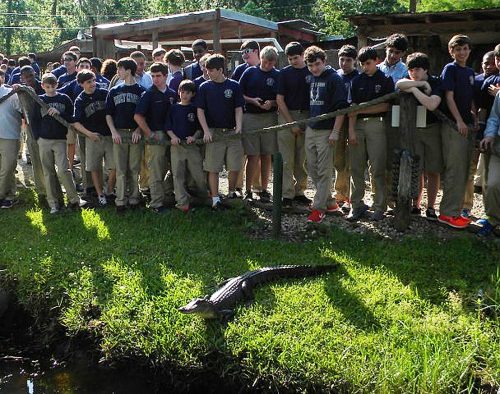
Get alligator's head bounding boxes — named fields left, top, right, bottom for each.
left=178, top=297, right=218, bottom=319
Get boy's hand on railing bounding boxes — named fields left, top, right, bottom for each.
left=47, top=108, right=60, bottom=117
left=203, top=130, right=213, bottom=143
left=480, top=136, right=494, bottom=152
left=348, top=129, right=358, bottom=145
left=456, top=120, right=468, bottom=136
left=131, top=129, right=142, bottom=144
left=111, top=131, right=122, bottom=145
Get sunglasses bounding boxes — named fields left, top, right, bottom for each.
left=241, top=48, right=254, bottom=55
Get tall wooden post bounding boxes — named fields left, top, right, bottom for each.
left=213, top=8, right=221, bottom=53
left=394, top=93, right=418, bottom=231
left=152, top=31, right=159, bottom=51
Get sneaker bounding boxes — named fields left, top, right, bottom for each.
left=294, top=195, right=312, bottom=205
left=347, top=204, right=369, bottom=222
left=282, top=198, right=293, bottom=209
left=307, top=209, right=325, bottom=223
left=212, top=200, right=224, bottom=211
left=76, top=183, right=84, bottom=193
left=476, top=218, right=489, bottom=226
left=461, top=208, right=471, bottom=218
left=50, top=207, right=59, bottom=214
left=0, top=199, right=17, bottom=209
left=411, top=206, right=421, bottom=215
left=338, top=200, right=351, bottom=214
left=386, top=208, right=395, bottom=216
left=68, top=198, right=88, bottom=210
left=474, top=185, right=482, bottom=194
left=438, top=214, right=471, bottom=229
left=176, top=204, right=190, bottom=213
left=477, top=220, right=494, bottom=237
left=152, top=206, right=168, bottom=214
left=243, top=190, right=255, bottom=202
left=98, top=195, right=107, bottom=206
left=105, top=193, right=116, bottom=202
left=258, top=190, right=272, bottom=203
left=326, top=203, right=340, bottom=213
left=227, top=191, right=239, bottom=199
left=371, top=210, right=385, bottom=221
left=425, top=208, right=438, bottom=221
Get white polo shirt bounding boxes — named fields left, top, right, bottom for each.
left=0, top=85, right=22, bottom=140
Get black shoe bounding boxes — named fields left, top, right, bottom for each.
left=151, top=206, right=168, bottom=214
left=258, top=190, right=272, bottom=203
left=474, top=185, right=482, bottom=194
left=116, top=205, right=127, bottom=214
left=227, top=191, right=240, bottom=199
left=76, top=183, right=84, bottom=193
left=425, top=208, right=438, bottom=221
left=293, top=195, right=312, bottom=205
left=212, top=200, right=223, bottom=211
left=347, top=204, right=369, bottom=222
left=282, top=198, right=293, bottom=208
left=243, top=190, right=255, bottom=202
left=411, top=206, right=421, bottom=216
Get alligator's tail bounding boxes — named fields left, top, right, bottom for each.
left=252, top=264, right=338, bottom=284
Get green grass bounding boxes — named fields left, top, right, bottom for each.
left=1, top=189, right=499, bottom=392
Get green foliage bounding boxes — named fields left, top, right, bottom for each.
left=1, top=189, right=499, bottom=391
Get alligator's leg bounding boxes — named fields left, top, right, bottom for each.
left=219, top=309, right=235, bottom=323
left=241, top=280, right=255, bottom=306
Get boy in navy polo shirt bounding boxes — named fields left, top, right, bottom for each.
left=438, top=34, right=477, bottom=229
left=72, top=69, right=115, bottom=206
left=36, top=73, right=87, bottom=213
left=239, top=45, right=280, bottom=203
left=335, top=44, right=359, bottom=212
left=184, top=39, right=207, bottom=81
left=231, top=40, right=260, bottom=82
left=166, top=49, right=185, bottom=94
left=193, top=54, right=210, bottom=90
left=57, top=51, right=78, bottom=88
left=276, top=41, right=312, bottom=208
left=396, top=52, right=444, bottom=221
left=348, top=46, right=395, bottom=222
left=196, top=54, right=245, bottom=210
left=90, top=57, right=110, bottom=90
left=304, top=46, right=348, bottom=223
left=166, top=80, right=207, bottom=212
left=134, top=62, right=177, bottom=213
left=105, top=57, right=145, bottom=213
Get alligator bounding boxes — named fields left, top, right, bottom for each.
left=179, top=264, right=337, bottom=319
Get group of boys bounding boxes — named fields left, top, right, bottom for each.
left=0, top=34, right=499, bottom=236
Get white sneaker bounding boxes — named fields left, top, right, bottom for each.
left=50, top=207, right=59, bottom=214
left=78, top=198, right=88, bottom=207
left=98, top=195, right=107, bottom=206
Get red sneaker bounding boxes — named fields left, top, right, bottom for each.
left=307, top=209, right=325, bottom=223
left=176, top=204, right=190, bottom=213
left=326, top=203, right=340, bottom=213
left=438, top=214, right=471, bottom=229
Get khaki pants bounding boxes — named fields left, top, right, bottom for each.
left=147, top=143, right=167, bottom=208
left=25, top=125, right=46, bottom=196
left=277, top=111, right=308, bottom=200
left=171, top=144, right=206, bottom=206
left=463, top=146, right=481, bottom=210
left=334, top=124, right=350, bottom=202
left=77, top=134, right=93, bottom=191
left=0, top=138, right=20, bottom=201
left=305, top=127, right=335, bottom=211
left=113, top=134, right=143, bottom=207
left=439, top=123, right=474, bottom=217
left=350, top=117, right=387, bottom=212
left=485, top=140, right=500, bottom=226
left=38, top=138, right=79, bottom=209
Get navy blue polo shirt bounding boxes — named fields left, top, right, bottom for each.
left=36, top=93, right=73, bottom=140
left=277, top=65, right=312, bottom=111
left=440, top=62, right=475, bottom=124
left=135, top=85, right=177, bottom=131
left=196, top=78, right=245, bottom=129
left=31, top=62, right=41, bottom=77
left=309, top=66, right=348, bottom=130
left=351, top=69, right=395, bottom=115
left=426, top=75, right=444, bottom=124
left=96, top=74, right=110, bottom=90
left=474, top=73, right=486, bottom=108
left=239, top=66, right=280, bottom=114
left=164, top=103, right=199, bottom=139
left=52, top=65, right=67, bottom=79
left=105, top=83, right=145, bottom=129
left=194, top=76, right=209, bottom=90
left=57, top=71, right=77, bottom=89
left=74, top=88, right=110, bottom=136
left=58, top=79, right=82, bottom=102
left=8, top=72, right=21, bottom=85
left=337, top=69, right=359, bottom=104
left=168, top=71, right=184, bottom=94
left=480, top=73, right=500, bottom=116
left=185, top=62, right=202, bottom=80
left=231, top=63, right=250, bottom=82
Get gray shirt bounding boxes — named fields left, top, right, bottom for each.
left=0, top=85, right=22, bottom=140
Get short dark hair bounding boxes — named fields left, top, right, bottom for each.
left=192, top=39, right=207, bottom=49
left=205, top=54, right=225, bottom=71
left=358, top=47, right=378, bottom=62
left=20, top=65, right=35, bottom=76
left=338, top=45, right=357, bottom=59
left=8, top=59, right=16, bottom=67
left=101, top=59, right=117, bottom=80
left=285, top=42, right=304, bottom=57
left=241, top=40, right=260, bottom=52
left=448, top=34, right=472, bottom=50
left=304, top=46, right=326, bottom=64
left=117, top=57, right=137, bottom=76
left=165, top=49, right=185, bottom=67
left=152, top=48, right=166, bottom=58
left=90, top=57, right=103, bottom=73
left=130, top=51, right=146, bottom=60
left=406, top=52, right=430, bottom=71
left=63, top=51, right=78, bottom=62
left=77, top=57, right=91, bottom=67
left=385, top=34, right=409, bottom=52
left=77, top=69, right=96, bottom=84
left=494, top=44, right=500, bottom=58
left=149, top=62, right=168, bottom=75
left=41, top=73, right=58, bottom=85
left=28, top=53, right=36, bottom=60
left=18, top=56, right=31, bottom=67
left=179, top=79, right=196, bottom=94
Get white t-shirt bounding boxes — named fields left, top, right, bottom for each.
left=0, top=85, right=22, bottom=140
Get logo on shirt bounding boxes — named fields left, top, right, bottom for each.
left=48, top=102, right=66, bottom=113
left=266, top=78, right=275, bottom=87
left=187, top=112, right=196, bottom=122
left=305, top=75, right=313, bottom=84
left=375, top=84, right=382, bottom=94
left=113, top=92, right=140, bottom=106
left=310, top=81, right=325, bottom=106
left=224, top=89, right=233, bottom=99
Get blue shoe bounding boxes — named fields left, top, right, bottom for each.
left=477, top=220, right=494, bottom=237
left=461, top=208, right=471, bottom=218
left=0, top=199, right=17, bottom=209
left=476, top=218, right=489, bottom=226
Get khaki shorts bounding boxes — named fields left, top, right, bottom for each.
left=86, top=135, right=115, bottom=171
left=204, top=128, right=243, bottom=173
left=416, top=122, right=443, bottom=173
left=242, top=112, right=277, bottom=156
left=66, top=127, right=77, bottom=144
